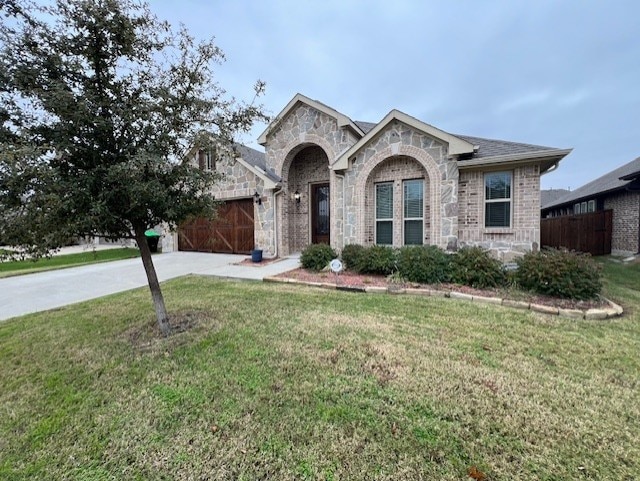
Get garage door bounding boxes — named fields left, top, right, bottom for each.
left=178, top=199, right=255, bottom=254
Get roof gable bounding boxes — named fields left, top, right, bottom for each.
left=333, top=110, right=475, bottom=170
left=257, top=93, right=364, bottom=145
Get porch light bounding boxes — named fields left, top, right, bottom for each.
left=294, top=190, right=301, bottom=204
left=253, top=191, right=261, bottom=205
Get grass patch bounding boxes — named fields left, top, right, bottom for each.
left=0, top=247, right=140, bottom=278
left=0, top=263, right=639, bottom=479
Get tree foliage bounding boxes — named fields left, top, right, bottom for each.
left=0, top=0, right=267, bottom=333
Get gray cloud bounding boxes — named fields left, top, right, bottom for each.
left=151, top=0, right=640, bottom=189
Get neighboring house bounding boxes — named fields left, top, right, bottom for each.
left=540, top=188, right=570, bottom=208
left=541, top=156, right=640, bottom=255
left=175, top=93, right=571, bottom=261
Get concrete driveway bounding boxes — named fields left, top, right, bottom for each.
left=0, top=252, right=300, bottom=322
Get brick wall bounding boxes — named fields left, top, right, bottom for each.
left=604, top=191, right=640, bottom=254
left=458, top=164, right=540, bottom=261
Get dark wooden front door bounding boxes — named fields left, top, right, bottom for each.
left=178, top=199, right=254, bottom=254
left=311, top=183, right=330, bottom=245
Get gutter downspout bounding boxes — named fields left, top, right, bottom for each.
left=273, top=187, right=283, bottom=258
left=335, top=172, right=345, bottom=251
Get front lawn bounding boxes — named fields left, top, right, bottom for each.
left=0, top=247, right=140, bottom=278
left=0, top=262, right=638, bottom=480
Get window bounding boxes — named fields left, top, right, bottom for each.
left=485, top=172, right=511, bottom=228
left=581, top=201, right=587, bottom=213
left=587, top=200, right=596, bottom=212
left=403, top=179, right=423, bottom=245
left=574, top=203, right=581, bottom=214
left=375, top=183, right=393, bottom=244
left=197, top=150, right=214, bottom=171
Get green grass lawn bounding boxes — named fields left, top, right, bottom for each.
left=0, top=262, right=638, bottom=480
left=0, top=247, right=140, bottom=278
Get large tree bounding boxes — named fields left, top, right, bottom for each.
left=0, top=0, right=266, bottom=334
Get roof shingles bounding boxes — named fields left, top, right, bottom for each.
left=543, top=156, right=640, bottom=209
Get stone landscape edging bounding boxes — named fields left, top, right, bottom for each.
left=263, top=276, right=623, bottom=320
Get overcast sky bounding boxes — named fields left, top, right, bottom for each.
left=150, top=0, right=639, bottom=190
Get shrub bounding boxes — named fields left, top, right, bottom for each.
left=451, top=246, right=507, bottom=288
left=300, top=243, right=337, bottom=272
left=341, top=244, right=366, bottom=273
left=515, top=248, right=602, bottom=300
left=397, top=245, right=451, bottom=284
left=359, top=245, right=397, bottom=275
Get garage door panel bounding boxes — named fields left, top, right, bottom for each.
left=178, top=199, right=254, bottom=254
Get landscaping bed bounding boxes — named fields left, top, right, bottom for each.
left=271, top=267, right=621, bottom=320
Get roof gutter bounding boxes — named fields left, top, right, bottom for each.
left=457, top=149, right=573, bottom=170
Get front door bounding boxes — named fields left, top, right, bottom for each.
left=311, top=183, right=330, bottom=245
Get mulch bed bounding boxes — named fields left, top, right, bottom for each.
left=235, top=256, right=282, bottom=267
left=275, top=267, right=607, bottom=310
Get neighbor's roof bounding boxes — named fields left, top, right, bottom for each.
left=542, top=156, right=640, bottom=209
left=540, top=189, right=570, bottom=208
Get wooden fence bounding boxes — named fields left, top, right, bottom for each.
left=541, top=210, right=612, bottom=256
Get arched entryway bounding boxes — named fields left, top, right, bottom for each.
left=283, top=145, right=331, bottom=253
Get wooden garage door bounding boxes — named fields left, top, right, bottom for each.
left=178, top=199, right=254, bottom=254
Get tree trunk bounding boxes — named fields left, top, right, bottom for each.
left=134, top=225, right=171, bottom=336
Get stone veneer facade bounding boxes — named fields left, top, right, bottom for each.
left=174, top=99, right=554, bottom=259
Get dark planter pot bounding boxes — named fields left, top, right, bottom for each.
left=251, top=249, right=263, bottom=263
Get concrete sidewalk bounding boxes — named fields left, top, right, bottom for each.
left=0, top=252, right=300, bottom=322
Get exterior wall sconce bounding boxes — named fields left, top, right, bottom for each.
left=294, top=190, right=301, bottom=204
left=253, top=191, right=261, bottom=205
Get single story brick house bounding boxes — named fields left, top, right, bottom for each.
left=172, top=93, right=571, bottom=261
left=542, top=156, right=640, bottom=255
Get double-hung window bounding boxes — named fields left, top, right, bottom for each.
left=484, top=172, right=512, bottom=228
left=375, top=183, right=393, bottom=245
left=403, top=179, right=423, bottom=245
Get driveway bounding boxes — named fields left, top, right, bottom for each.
left=0, top=252, right=300, bottom=322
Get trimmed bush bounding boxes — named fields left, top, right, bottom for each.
left=397, top=245, right=451, bottom=284
left=300, top=244, right=337, bottom=272
left=341, top=244, right=366, bottom=273
left=451, top=246, right=507, bottom=288
left=359, top=245, right=397, bottom=275
left=516, top=248, right=602, bottom=300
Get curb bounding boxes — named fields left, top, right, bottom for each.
left=262, top=276, right=623, bottom=320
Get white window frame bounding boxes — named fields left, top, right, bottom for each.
left=587, top=200, right=596, bottom=213
left=403, top=179, right=424, bottom=245
left=375, top=182, right=393, bottom=245
left=484, top=171, right=512, bottom=228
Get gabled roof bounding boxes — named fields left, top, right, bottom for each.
left=333, top=110, right=476, bottom=170
left=184, top=140, right=280, bottom=188
left=455, top=134, right=561, bottom=160
left=257, top=93, right=365, bottom=145
left=543, top=156, right=640, bottom=210
left=234, top=144, right=281, bottom=188
left=339, top=116, right=570, bottom=172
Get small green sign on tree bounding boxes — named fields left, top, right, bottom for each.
left=0, top=0, right=267, bottom=335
